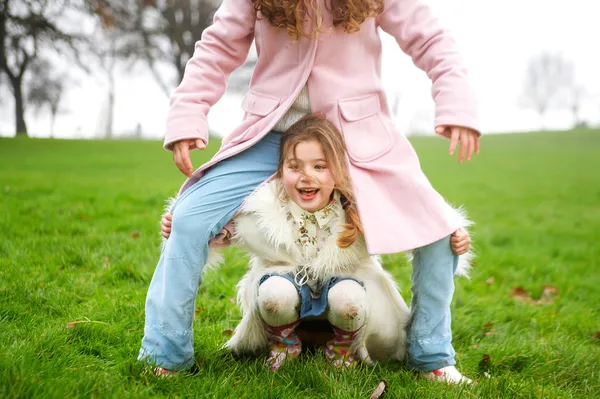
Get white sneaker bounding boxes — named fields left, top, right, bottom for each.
left=420, top=366, right=473, bottom=384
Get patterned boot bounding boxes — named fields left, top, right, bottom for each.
left=265, top=320, right=302, bottom=371
left=325, top=327, right=360, bottom=368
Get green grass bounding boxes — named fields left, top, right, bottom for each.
left=0, top=129, right=599, bottom=398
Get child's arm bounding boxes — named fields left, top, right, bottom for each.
left=376, top=0, right=480, bottom=162
left=160, top=212, right=234, bottom=247
left=164, top=0, right=256, bottom=153
left=161, top=213, right=470, bottom=255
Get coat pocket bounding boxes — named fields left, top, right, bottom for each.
left=241, top=90, right=280, bottom=116
left=226, top=91, right=281, bottom=146
left=338, top=93, right=393, bottom=162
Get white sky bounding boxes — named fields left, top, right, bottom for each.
left=1, top=0, right=599, bottom=139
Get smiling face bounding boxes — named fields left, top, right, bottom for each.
left=281, top=139, right=336, bottom=213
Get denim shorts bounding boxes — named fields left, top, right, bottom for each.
left=258, top=273, right=363, bottom=319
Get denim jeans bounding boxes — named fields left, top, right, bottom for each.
left=138, top=131, right=282, bottom=370
left=406, top=235, right=459, bottom=371
left=138, top=131, right=459, bottom=372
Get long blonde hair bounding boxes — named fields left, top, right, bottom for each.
left=251, top=0, right=384, bottom=40
left=276, top=114, right=364, bottom=248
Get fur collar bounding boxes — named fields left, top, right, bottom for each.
left=234, top=180, right=371, bottom=281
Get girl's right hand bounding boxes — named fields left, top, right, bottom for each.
left=173, top=139, right=206, bottom=177
left=161, top=213, right=173, bottom=239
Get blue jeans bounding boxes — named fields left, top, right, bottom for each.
left=138, top=131, right=282, bottom=370
left=406, top=235, right=459, bottom=371
left=138, top=131, right=459, bottom=372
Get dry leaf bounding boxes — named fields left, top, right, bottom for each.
left=131, top=231, right=140, bottom=238
left=79, top=214, right=90, bottom=221
left=485, top=276, right=495, bottom=285
left=478, top=354, right=491, bottom=370
left=510, top=287, right=532, bottom=302
left=594, top=332, right=600, bottom=340
left=543, top=285, right=558, bottom=295
left=483, top=322, right=494, bottom=330
left=473, top=344, right=479, bottom=349
left=538, top=285, right=558, bottom=304
left=534, top=285, right=559, bottom=304
left=485, top=331, right=496, bottom=336
left=66, top=322, right=77, bottom=329
left=229, top=297, right=236, bottom=303
left=222, top=329, right=234, bottom=336
left=369, top=380, right=388, bottom=399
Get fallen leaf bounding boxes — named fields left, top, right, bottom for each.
left=473, top=344, right=479, bottom=349
left=229, top=297, right=236, bottom=303
left=538, top=285, right=558, bottom=304
left=478, top=354, right=491, bottom=370
left=369, top=380, right=388, bottom=399
left=485, top=331, right=496, bottom=336
left=79, top=214, right=90, bottom=221
left=594, top=332, right=600, bottom=340
left=131, top=231, right=140, bottom=238
left=543, top=285, right=558, bottom=295
left=66, top=322, right=77, bottom=329
left=222, top=329, right=233, bottom=336
left=483, top=322, right=494, bottom=330
left=510, top=287, right=532, bottom=302
left=485, top=276, right=495, bottom=285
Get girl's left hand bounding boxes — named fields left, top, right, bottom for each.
left=435, top=125, right=480, bottom=163
left=451, top=228, right=470, bottom=255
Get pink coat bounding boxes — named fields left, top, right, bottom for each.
left=165, top=0, right=480, bottom=255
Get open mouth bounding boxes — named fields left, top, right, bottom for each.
left=297, top=188, right=319, bottom=201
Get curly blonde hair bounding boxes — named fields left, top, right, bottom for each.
left=251, top=0, right=384, bottom=40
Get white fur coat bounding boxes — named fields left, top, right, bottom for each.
left=221, top=180, right=447, bottom=363
left=165, top=179, right=473, bottom=363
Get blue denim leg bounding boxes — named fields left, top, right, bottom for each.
left=138, top=132, right=282, bottom=370
left=406, top=234, right=459, bottom=371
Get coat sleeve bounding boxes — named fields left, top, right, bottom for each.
left=376, top=0, right=480, bottom=135
left=164, top=0, right=256, bottom=150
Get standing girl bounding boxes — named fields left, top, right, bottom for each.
left=140, top=0, right=480, bottom=384
left=161, top=114, right=471, bottom=372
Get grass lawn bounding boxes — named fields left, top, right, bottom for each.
left=0, top=129, right=598, bottom=398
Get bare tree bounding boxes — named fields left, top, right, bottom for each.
left=564, top=83, right=587, bottom=128
left=0, top=0, right=85, bottom=136
left=94, top=0, right=219, bottom=96
left=521, top=53, right=574, bottom=128
left=26, top=58, right=67, bottom=138
left=89, top=1, right=135, bottom=138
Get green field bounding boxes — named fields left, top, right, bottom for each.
left=1, top=130, right=599, bottom=398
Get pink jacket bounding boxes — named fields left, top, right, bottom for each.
left=165, top=0, right=480, bottom=255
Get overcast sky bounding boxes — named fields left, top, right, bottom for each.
left=1, top=0, right=599, bottom=139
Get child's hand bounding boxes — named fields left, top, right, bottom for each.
left=161, top=213, right=173, bottom=239
left=450, top=228, right=470, bottom=255
left=435, top=125, right=480, bottom=163
left=173, top=139, right=206, bottom=177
